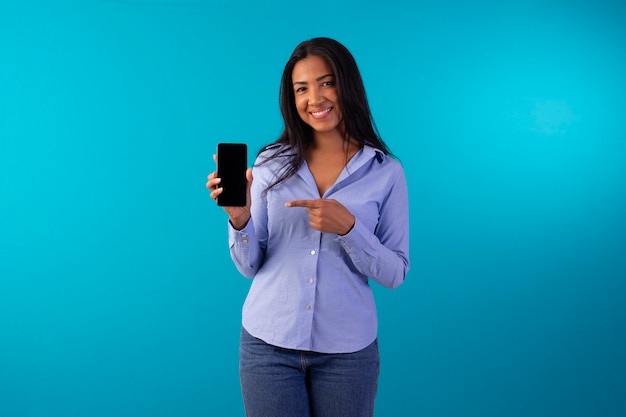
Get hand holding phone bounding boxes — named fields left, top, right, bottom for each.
left=216, top=143, right=248, bottom=207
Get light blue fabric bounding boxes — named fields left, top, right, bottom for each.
left=228, top=144, right=410, bottom=353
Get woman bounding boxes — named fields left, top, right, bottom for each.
left=207, top=37, right=410, bottom=417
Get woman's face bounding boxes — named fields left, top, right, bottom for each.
left=291, top=55, right=343, bottom=138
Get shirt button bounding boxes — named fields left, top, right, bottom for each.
left=306, top=305, right=312, bottom=310
left=310, top=250, right=316, bottom=255
left=307, top=278, right=314, bottom=283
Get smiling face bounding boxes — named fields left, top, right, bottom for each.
left=291, top=55, right=343, bottom=140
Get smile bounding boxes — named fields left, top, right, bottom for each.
left=310, top=107, right=332, bottom=119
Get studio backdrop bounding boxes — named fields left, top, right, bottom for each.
left=1, top=1, right=625, bottom=416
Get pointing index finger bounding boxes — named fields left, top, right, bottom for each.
left=285, top=199, right=315, bottom=208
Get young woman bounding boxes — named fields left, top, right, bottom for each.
left=207, top=37, right=410, bottom=417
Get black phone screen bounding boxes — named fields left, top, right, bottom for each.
left=217, top=143, right=247, bottom=206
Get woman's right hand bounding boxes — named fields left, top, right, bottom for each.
left=206, top=154, right=253, bottom=230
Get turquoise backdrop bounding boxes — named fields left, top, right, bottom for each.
left=1, top=0, right=625, bottom=416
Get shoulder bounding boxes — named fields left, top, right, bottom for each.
left=365, top=146, right=404, bottom=174
left=252, top=143, right=298, bottom=186
left=256, top=143, right=296, bottom=164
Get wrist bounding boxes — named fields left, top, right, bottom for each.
left=339, top=216, right=355, bottom=236
left=230, top=213, right=250, bottom=230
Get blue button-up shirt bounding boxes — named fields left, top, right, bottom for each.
left=228, top=144, right=410, bottom=353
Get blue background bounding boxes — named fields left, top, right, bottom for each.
left=1, top=0, right=625, bottom=416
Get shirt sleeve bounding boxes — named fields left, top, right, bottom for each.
left=335, top=164, right=410, bottom=289
left=228, top=218, right=262, bottom=278
left=228, top=163, right=268, bottom=278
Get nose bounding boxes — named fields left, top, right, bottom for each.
left=308, top=88, right=323, bottom=106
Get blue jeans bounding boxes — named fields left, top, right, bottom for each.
left=239, top=327, right=380, bottom=417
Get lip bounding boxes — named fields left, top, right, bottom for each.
left=309, top=107, right=332, bottom=119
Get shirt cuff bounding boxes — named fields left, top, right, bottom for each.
left=228, top=217, right=256, bottom=248
left=335, top=217, right=371, bottom=255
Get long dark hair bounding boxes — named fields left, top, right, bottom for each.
left=258, top=37, right=392, bottom=191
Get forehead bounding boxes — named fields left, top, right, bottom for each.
left=292, top=55, right=333, bottom=81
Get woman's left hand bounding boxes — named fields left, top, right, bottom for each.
left=285, top=199, right=355, bottom=236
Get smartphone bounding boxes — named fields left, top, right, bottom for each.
left=216, top=143, right=248, bottom=207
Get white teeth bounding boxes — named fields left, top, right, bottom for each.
left=312, top=108, right=331, bottom=116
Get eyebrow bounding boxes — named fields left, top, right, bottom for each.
left=293, top=73, right=335, bottom=86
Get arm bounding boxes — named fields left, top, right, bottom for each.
left=286, top=164, right=410, bottom=289
left=336, top=169, right=410, bottom=289
left=207, top=158, right=267, bottom=278
left=228, top=165, right=268, bottom=278
left=228, top=217, right=264, bottom=278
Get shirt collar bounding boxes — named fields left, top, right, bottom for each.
left=349, top=145, right=385, bottom=170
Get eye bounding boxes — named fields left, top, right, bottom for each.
left=295, top=86, right=307, bottom=93
left=322, top=80, right=335, bottom=87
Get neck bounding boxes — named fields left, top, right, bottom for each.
left=311, top=132, right=356, bottom=153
